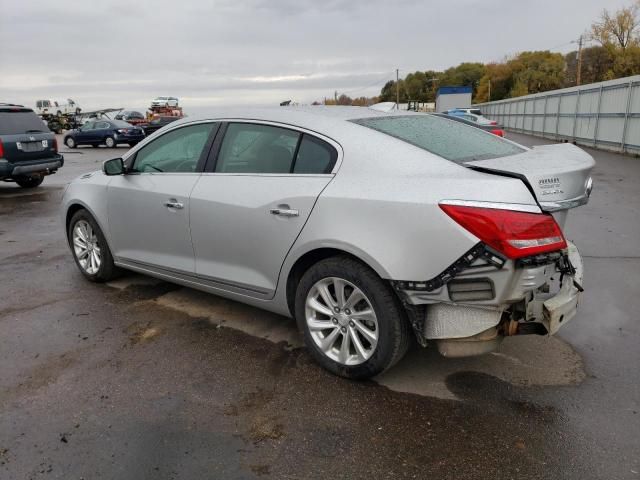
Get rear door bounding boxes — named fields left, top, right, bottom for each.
left=189, top=121, right=339, bottom=297
left=93, top=121, right=112, bottom=143
left=107, top=121, right=218, bottom=273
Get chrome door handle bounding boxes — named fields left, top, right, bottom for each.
left=269, top=208, right=299, bottom=217
left=164, top=199, right=184, bottom=210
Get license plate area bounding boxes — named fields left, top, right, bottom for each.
left=16, top=141, right=46, bottom=152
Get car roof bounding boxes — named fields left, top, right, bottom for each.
left=168, top=106, right=424, bottom=141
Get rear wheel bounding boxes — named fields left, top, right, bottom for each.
left=105, top=136, right=116, bottom=148
left=65, top=137, right=76, bottom=148
left=68, top=210, right=120, bottom=282
left=295, top=256, right=411, bottom=379
left=15, top=175, right=44, bottom=188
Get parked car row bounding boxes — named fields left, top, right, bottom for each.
left=63, top=114, right=180, bottom=149
left=444, top=108, right=505, bottom=136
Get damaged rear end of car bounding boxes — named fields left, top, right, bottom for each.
left=353, top=114, right=595, bottom=358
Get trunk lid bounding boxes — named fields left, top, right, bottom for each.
left=465, top=143, right=595, bottom=212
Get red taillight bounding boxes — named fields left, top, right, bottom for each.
left=0, top=139, right=4, bottom=158
left=52, top=137, right=58, bottom=153
left=490, top=129, right=504, bottom=137
left=439, top=204, right=567, bottom=259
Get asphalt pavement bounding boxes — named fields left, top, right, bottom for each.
left=0, top=133, right=638, bottom=479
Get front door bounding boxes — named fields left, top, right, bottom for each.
left=107, top=122, right=218, bottom=273
left=190, top=122, right=338, bottom=297
left=76, top=121, right=98, bottom=144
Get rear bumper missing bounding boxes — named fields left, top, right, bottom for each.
left=394, top=242, right=584, bottom=354
left=538, top=242, right=584, bottom=334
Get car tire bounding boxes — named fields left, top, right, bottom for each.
left=65, top=137, right=76, bottom=148
left=295, top=255, right=411, bottom=380
left=15, top=175, right=44, bottom=188
left=105, top=137, right=116, bottom=148
left=68, top=209, right=121, bottom=283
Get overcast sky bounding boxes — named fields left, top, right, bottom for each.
left=0, top=0, right=627, bottom=112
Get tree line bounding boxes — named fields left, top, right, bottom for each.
left=322, top=1, right=640, bottom=106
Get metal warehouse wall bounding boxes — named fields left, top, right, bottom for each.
left=475, top=75, right=640, bottom=154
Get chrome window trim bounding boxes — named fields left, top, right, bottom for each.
left=203, top=117, right=344, bottom=175
left=439, top=199, right=542, bottom=213
left=122, top=117, right=344, bottom=174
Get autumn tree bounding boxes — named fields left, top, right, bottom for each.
left=591, top=1, right=640, bottom=51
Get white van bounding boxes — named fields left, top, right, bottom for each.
left=35, top=99, right=81, bottom=116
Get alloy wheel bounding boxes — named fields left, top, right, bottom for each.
left=305, top=277, right=379, bottom=366
left=72, top=220, right=102, bottom=275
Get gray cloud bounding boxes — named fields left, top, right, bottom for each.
left=0, top=0, right=620, bottom=112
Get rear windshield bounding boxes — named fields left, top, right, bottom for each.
left=0, top=110, right=49, bottom=135
left=351, top=115, right=524, bottom=163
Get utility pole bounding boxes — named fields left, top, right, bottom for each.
left=576, top=35, right=583, bottom=86
left=488, top=79, right=491, bottom=102
left=334, top=90, right=338, bottom=104
left=396, top=68, right=400, bottom=110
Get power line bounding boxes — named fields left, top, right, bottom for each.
left=338, top=71, right=396, bottom=96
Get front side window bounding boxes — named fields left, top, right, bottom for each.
left=133, top=122, right=215, bottom=173
left=352, top=115, right=524, bottom=163
left=215, top=123, right=299, bottom=173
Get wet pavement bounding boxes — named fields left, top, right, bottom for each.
left=1, top=135, right=638, bottom=479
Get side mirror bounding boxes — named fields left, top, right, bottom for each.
left=103, top=158, right=125, bottom=176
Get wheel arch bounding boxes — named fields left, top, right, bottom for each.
left=64, top=202, right=109, bottom=249
left=283, top=245, right=391, bottom=318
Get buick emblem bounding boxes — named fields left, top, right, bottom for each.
left=539, top=177, right=561, bottom=189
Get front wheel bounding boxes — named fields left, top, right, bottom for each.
left=68, top=210, right=120, bottom=282
left=15, top=175, right=44, bottom=188
left=65, top=137, right=76, bottom=148
left=105, top=136, right=116, bottom=148
left=295, top=256, right=411, bottom=380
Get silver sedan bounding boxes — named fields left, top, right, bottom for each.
left=62, top=107, right=594, bottom=379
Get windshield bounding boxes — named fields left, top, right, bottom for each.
left=351, top=115, right=524, bottom=163
left=0, top=110, right=49, bottom=135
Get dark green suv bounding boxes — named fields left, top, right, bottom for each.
left=0, top=104, right=64, bottom=188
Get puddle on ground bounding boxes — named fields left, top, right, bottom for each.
left=107, top=275, right=586, bottom=400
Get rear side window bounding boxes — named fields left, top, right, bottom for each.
left=215, top=123, right=337, bottom=174
left=352, top=115, right=524, bottom=163
left=0, top=110, right=49, bottom=135
left=294, top=135, right=336, bottom=174
left=215, top=123, right=299, bottom=173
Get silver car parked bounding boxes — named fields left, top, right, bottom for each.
left=62, top=107, right=594, bottom=379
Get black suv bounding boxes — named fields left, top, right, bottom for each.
left=0, top=104, right=64, bottom=188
